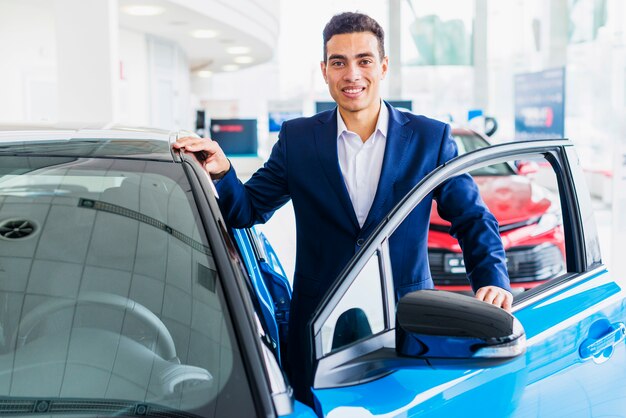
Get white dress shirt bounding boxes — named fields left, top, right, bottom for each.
left=337, top=102, right=389, bottom=228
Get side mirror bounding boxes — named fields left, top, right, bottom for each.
left=396, top=290, right=525, bottom=361
left=516, top=160, right=539, bottom=175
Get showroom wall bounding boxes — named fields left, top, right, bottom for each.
left=145, top=36, right=190, bottom=130
left=118, top=28, right=150, bottom=127
left=0, top=0, right=57, bottom=123
left=55, top=0, right=119, bottom=125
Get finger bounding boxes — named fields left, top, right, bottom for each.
left=172, top=136, right=201, bottom=148
left=483, top=289, right=497, bottom=305
left=492, top=292, right=505, bottom=308
left=203, top=152, right=224, bottom=166
left=475, top=287, right=493, bottom=303
left=502, top=293, right=513, bottom=312
left=180, top=140, right=217, bottom=153
left=173, top=137, right=218, bottom=152
left=180, top=142, right=223, bottom=162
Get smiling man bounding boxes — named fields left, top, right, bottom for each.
left=174, top=12, right=512, bottom=406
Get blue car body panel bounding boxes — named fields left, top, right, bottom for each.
left=511, top=270, right=626, bottom=417
left=281, top=401, right=319, bottom=418
left=259, top=231, right=289, bottom=279
left=311, top=268, right=626, bottom=417
left=233, top=226, right=293, bottom=366
left=233, top=228, right=281, bottom=354
left=313, top=364, right=526, bottom=417
left=258, top=231, right=292, bottom=338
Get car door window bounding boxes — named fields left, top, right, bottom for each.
left=320, top=253, right=386, bottom=355
left=429, top=153, right=568, bottom=296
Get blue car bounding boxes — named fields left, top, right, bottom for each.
left=0, top=129, right=623, bottom=417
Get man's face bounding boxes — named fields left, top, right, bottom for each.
left=321, top=32, right=388, bottom=116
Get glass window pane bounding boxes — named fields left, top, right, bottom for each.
left=320, top=254, right=385, bottom=355
left=429, top=154, right=567, bottom=297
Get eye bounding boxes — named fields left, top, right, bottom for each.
left=331, top=61, right=344, bottom=67
left=360, top=59, right=373, bottom=65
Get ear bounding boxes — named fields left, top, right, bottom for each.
left=320, top=61, right=328, bottom=84
left=380, top=56, right=389, bottom=80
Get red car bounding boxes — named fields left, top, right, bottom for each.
left=429, top=129, right=566, bottom=294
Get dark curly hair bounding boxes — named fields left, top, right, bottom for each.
left=322, top=12, right=385, bottom=62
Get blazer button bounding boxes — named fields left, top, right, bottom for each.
left=356, top=238, right=365, bottom=246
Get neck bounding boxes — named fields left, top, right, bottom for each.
left=339, top=101, right=381, bottom=142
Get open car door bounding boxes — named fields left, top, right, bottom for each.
left=309, top=139, right=626, bottom=417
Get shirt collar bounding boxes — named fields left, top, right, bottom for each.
left=336, top=100, right=389, bottom=141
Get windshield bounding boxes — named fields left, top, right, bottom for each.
left=0, top=156, right=255, bottom=417
left=453, top=133, right=515, bottom=176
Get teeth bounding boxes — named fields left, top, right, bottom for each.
left=344, top=88, right=363, bottom=94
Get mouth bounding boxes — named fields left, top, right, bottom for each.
left=341, top=86, right=366, bottom=98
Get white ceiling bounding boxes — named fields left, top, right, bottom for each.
left=118, top=0, right=276, bottom=74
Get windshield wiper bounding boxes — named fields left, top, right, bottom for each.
left=0, top=398, right=203, bottom=418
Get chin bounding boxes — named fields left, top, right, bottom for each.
left=338, top=100, right=367, bottom=113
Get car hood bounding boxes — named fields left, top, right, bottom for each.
left=430, top=175, right=553, bottom=227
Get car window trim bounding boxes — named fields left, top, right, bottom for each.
left=245, top=227, right=268, bottom=263
left=453, top=133, right=516, bottom=175
left=380, top=239, right=396, bottom=332
left=180, top=156, right=281, bottom=418
left=544, top=149, right=586, bottom=273
left=564, top=146, right=602, bottom=268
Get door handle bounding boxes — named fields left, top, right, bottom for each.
left=579, top=322, right=626, bottom=363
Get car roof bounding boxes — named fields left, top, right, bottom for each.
left=0, top=126, right=182, bottom=162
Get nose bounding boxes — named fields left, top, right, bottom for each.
left=343, top=62, right=362, bottom=82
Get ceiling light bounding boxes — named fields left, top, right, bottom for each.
left=226, top=46, right=251, bottom=55
left=234, top=56, right=254, bottom=64
left=122, top=5, right=165, bottom=16
left=197, top=70, right=213, bottom=78
left=222, top=64, right=239, bottom=72
left=191, top=29, right=219, bottom=39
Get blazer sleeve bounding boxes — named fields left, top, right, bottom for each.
left=215, top=124, right=291, bottom=228
left=432, top=124, right=511, bottom=292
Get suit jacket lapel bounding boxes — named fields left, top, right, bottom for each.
left=361, top=103, right=413, bottom=233
left=314, top=110, right=360, bottom=231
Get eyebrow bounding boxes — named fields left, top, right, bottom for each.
left=328, top=52, right=376, bottom=61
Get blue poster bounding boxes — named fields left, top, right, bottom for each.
left=514, top=68, right=566, bottom=139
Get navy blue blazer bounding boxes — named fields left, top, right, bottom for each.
left=216, top=102, right=510, bottom=304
